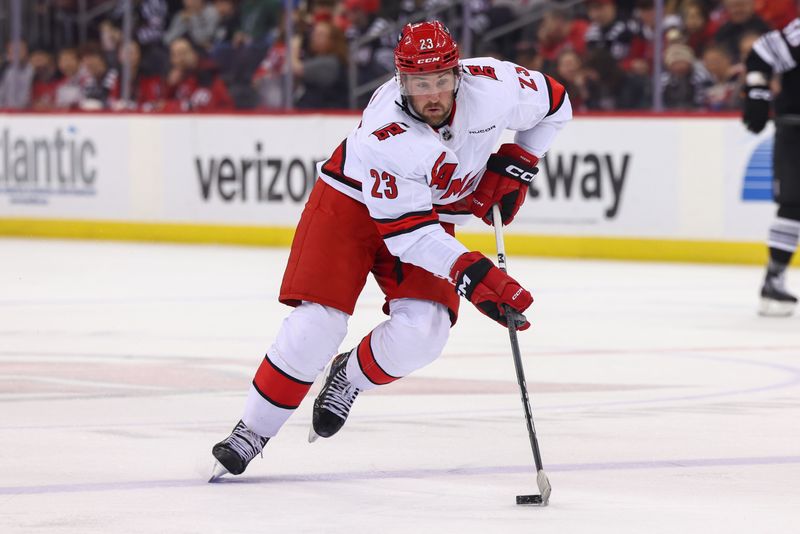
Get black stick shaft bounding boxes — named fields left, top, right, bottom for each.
left=492, top=205, right=545, bottom=472
left=504, top=308, right=545, bottom=471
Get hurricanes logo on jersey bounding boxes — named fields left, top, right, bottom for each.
left=430, top=152, right=476, bottom=200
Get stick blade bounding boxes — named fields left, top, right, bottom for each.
left=516, top=470, right=552, bottom=506
left=537, top=469, right=552, bottom=505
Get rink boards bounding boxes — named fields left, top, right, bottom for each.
left=0, top=112, right=787, bottom=265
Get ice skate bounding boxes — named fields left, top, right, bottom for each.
left=308, top=351, right=361, bottom=442
left=759, top=270, right=797, bottom=317
left=209, top=420, right=269, bottom=481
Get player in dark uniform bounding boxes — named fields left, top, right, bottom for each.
left=742, top=6, right=800, bottom=316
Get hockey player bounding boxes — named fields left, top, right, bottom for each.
left=211, top=21, right=572, bottom=477
left=743, top=6, right=800, bottom=316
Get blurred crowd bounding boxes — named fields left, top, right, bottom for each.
left=0, top=0, right=796, bottom=112
left=525, top=0, right=796, bottom=111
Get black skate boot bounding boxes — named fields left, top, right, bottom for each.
left=210, top=420, right=269, bottom=480
left=759, top=269, right=797, bottom=317
left=308, top=351, right=361, bottom=442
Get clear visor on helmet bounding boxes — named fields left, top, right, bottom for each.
left=399, top=69, right=458, bottom=96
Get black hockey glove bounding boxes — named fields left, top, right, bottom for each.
left=743, top=71, right=771, bottom=134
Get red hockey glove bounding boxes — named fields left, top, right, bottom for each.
left=450, top=251, right=533, bottom=330
left=471, top=143, right=539, bottom=226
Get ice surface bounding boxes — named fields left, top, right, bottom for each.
left=1, top=239, right=798, bottom=533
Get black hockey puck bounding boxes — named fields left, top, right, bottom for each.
left=516, top=494, right=543, bottom=505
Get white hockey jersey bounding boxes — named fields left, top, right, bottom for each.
left=317, top=57, right=572, bottom=279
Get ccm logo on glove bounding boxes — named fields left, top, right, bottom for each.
left=471, top=143, right=539, bottom=226
left=505, top=164, right=537, bottom=183
left=450, top=251, right=533, bottom=330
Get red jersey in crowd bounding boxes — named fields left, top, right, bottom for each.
left=539, top=19, right=589, bottom=63
left=164, top=69, right=233, bottom=112
left=755, top=0, right=796, bottom=29
left=109, top=73, right=165, bottom=110
left=31, top=79, right=59, bottom=109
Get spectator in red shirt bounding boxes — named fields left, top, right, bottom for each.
left=682, top=1, right=719, bottom=56
left=536, top=7, right=588, bottom=73
left=164, top=37, right=233, bottom=111
left=55, top=48, right=83, bottom=109
left=110, top=40, right=165, bottom=110
left=30, top=48, right=59, bottom=110
left=555, top=49, right=589, bottom=111
left=627, top=0, right=659, bottom=75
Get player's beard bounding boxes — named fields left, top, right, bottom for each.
left=415, top=97, right=454, bottom=128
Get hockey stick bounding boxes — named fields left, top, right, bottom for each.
left=492, top=204, right=552, bottom=507
left=775, top=114, right=800, bottom=126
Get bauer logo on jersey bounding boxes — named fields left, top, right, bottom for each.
left=371, top=122, right=409, bottom=141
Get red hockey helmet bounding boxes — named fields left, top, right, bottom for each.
left=394, top=21, right=460, bottom=74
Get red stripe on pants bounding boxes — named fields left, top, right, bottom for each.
left=356, top=333, right=400, bottom=386
left=252, top=354, right=313, bottom=409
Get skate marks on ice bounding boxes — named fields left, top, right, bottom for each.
left=2, top=241, right=800, bottom=532
left=0, top=352, right=255, bottom=401
left=3, top=454, right=800, bottom=495
left=2, top=344, right=800, bottom=407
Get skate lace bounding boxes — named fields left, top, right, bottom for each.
left=224, top=422, right=267, bottom=461
left=320, top=369, right=360, bottom=420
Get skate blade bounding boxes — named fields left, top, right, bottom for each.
left=208, top=461, right=228, bottom=483
left=758, top=298, right=796, bottom=317
left=308, top=425, right=321, bottom=443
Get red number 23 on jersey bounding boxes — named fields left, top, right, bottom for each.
left=370, top=169, right=398, bottom=199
